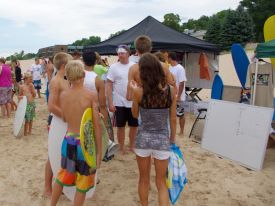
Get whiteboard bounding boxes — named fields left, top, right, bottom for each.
left=201, top=100, right=273, bottom=171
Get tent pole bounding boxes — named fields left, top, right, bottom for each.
left=184, top=52, right=187, bottom=68
left=252, top=59, right=259, bottom=105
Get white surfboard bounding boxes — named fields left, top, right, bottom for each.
left=13, top=96, right=27, bottom=137
left=48, top=115, right=96, bottom=201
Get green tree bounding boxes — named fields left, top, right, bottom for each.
left=6, top=50, right=24, bottom=61
left=215, top=10, right=231, bottom=24
left=108, top=30, right=126, bottom=39
left=182, top=10, right=230, bottom=31
left=240, top=0, right=275, bottom=41
left=6, top=51, right=36, bottom=61
left=196, top=15, right=210, bottom=30
left=88, top=36, right=101, bottom=45
left=220, top=7, right=254, bottom=50
left=204, top=15, right=222, bottom=46
left=163, top=13, right=182, bottom=32
left=182, top=19, right=196, bottom=30
left=72, top=36, right=101, bottom=46
left=22, top=53, right=36, bottom=60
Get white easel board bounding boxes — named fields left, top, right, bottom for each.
left=201, top=100, right=273, bottom=171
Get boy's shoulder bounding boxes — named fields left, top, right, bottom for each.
left=29, top=82, right=35, bottom=87
left=19, top=84, right=25, bottom=90
left=130, top=63, right=139, bottom=71
left=51, top=75, right=67, bottom=86
left=83, top=88, right=97, bottom=104
left=82, top=87, right=96, bottom=97
left=129, top=64, right=139, bottom=77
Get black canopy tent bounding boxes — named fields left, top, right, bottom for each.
left=84, top=16, right=220, bottom=55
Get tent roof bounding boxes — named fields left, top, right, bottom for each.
left=256, top=39, right=275, bottom=58
left=85, top=16, right=220, bottom=55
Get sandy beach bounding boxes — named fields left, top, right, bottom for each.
left=1, top=53, right=275, bottom=206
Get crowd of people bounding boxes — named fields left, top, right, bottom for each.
left=0, top=35, right=188, bottom=206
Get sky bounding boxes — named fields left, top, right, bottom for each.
left=0, top=0, right=241, bottom=57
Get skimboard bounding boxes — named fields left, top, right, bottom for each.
left=107, top=140, right=120, bottom=158
left=102, top=113, right=119, bottom=158
left=13, top=96, right=27, bottom=137
left=211, top=74, right=223, bottom=100
left=48, top=115, right=96, bottom=201
left=264, top=15, right=275, bottom=68
left=80, top=109, right=110, bottom=164
left=80, top=108, right=97, bottom=169
left=106, top=112, right=115, bottom=141
left=100, top=117, right=109, bottom=157
left=231, top=44, right=250, bottom=88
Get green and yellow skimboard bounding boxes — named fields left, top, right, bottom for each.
left=80, top=108, right=109, bottom=169
left=80, top=108, right=97, bottom=169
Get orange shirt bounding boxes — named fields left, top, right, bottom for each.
left=199, top=52, right=210, bottom=80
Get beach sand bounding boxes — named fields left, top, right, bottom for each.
left=0, top=53, right=275, bottom=206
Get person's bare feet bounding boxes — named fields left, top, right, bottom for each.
left=119, top=148, right=126, bottom=155
left=42, top=189, right=52, bottom=199
left=178, top=130, right=184, bottom=136
left=128, top=146, right=134, bottom=153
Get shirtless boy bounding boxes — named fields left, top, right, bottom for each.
left=51, top=60, right=102, bottom=206
left=43, top=52, right=72, bottom=198
left=18, top=72, right=36, bottom=136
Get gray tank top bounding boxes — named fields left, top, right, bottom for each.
left=135, top=86, right=172, bottom=151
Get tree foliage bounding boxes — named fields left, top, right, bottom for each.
left=204, top=15, right=222, bottom=47
left=71, top=36, right=101, bottom=46
left=6, top=51, right=36, bottom=61
left=220, top=7, right=254, bottom=50
left=182, top=15, right=210, bottom=31
left=163, top=13, right=183, bottom=32
left=240, top=0, right=275, bottom=41
left=108, top=30, right=126, bottom=39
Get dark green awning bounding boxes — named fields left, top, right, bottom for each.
left=256, top=39, right=275, bottom=58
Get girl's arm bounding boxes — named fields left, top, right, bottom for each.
left=131, top=86, right=142, bottom=119
left=96, top=77, right=108, bottom=127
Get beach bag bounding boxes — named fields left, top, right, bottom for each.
left=166, top=143, right=188, bottom=205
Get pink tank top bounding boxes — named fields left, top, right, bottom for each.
left=0, top=64, right=12, bottom=87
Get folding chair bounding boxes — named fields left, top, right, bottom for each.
left=189, top=74, right=224, bottom=138
left=185, top=87, right=203, bottom=102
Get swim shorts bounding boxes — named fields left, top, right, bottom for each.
left=25, top=101, right=36, bottom=121
left=55, top=132, right=96, bottom=193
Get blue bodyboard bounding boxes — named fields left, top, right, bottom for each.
left=211, top=74, right=223, bottom=100
left=231, top=44, right=250, bottom=88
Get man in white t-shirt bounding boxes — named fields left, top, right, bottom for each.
left=168, top=52, right=187, bottom=136
left=107, top=45, right=138, bottom=154
left=31, top=58, right=43, bottom=98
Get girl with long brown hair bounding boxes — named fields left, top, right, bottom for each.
left=131, top=53, right=176, bottom=206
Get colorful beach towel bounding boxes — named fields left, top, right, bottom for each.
left=166, top=143, right=188, bottom=205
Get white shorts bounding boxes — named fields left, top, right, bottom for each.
left=135, top=148, right=171, bottom=160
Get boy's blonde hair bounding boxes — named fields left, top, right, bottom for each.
left=53, top=52, right=72, bottom=70
left=65, top=60, right=85, bottom=83
left=24, top=72, right=32, bottom=79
